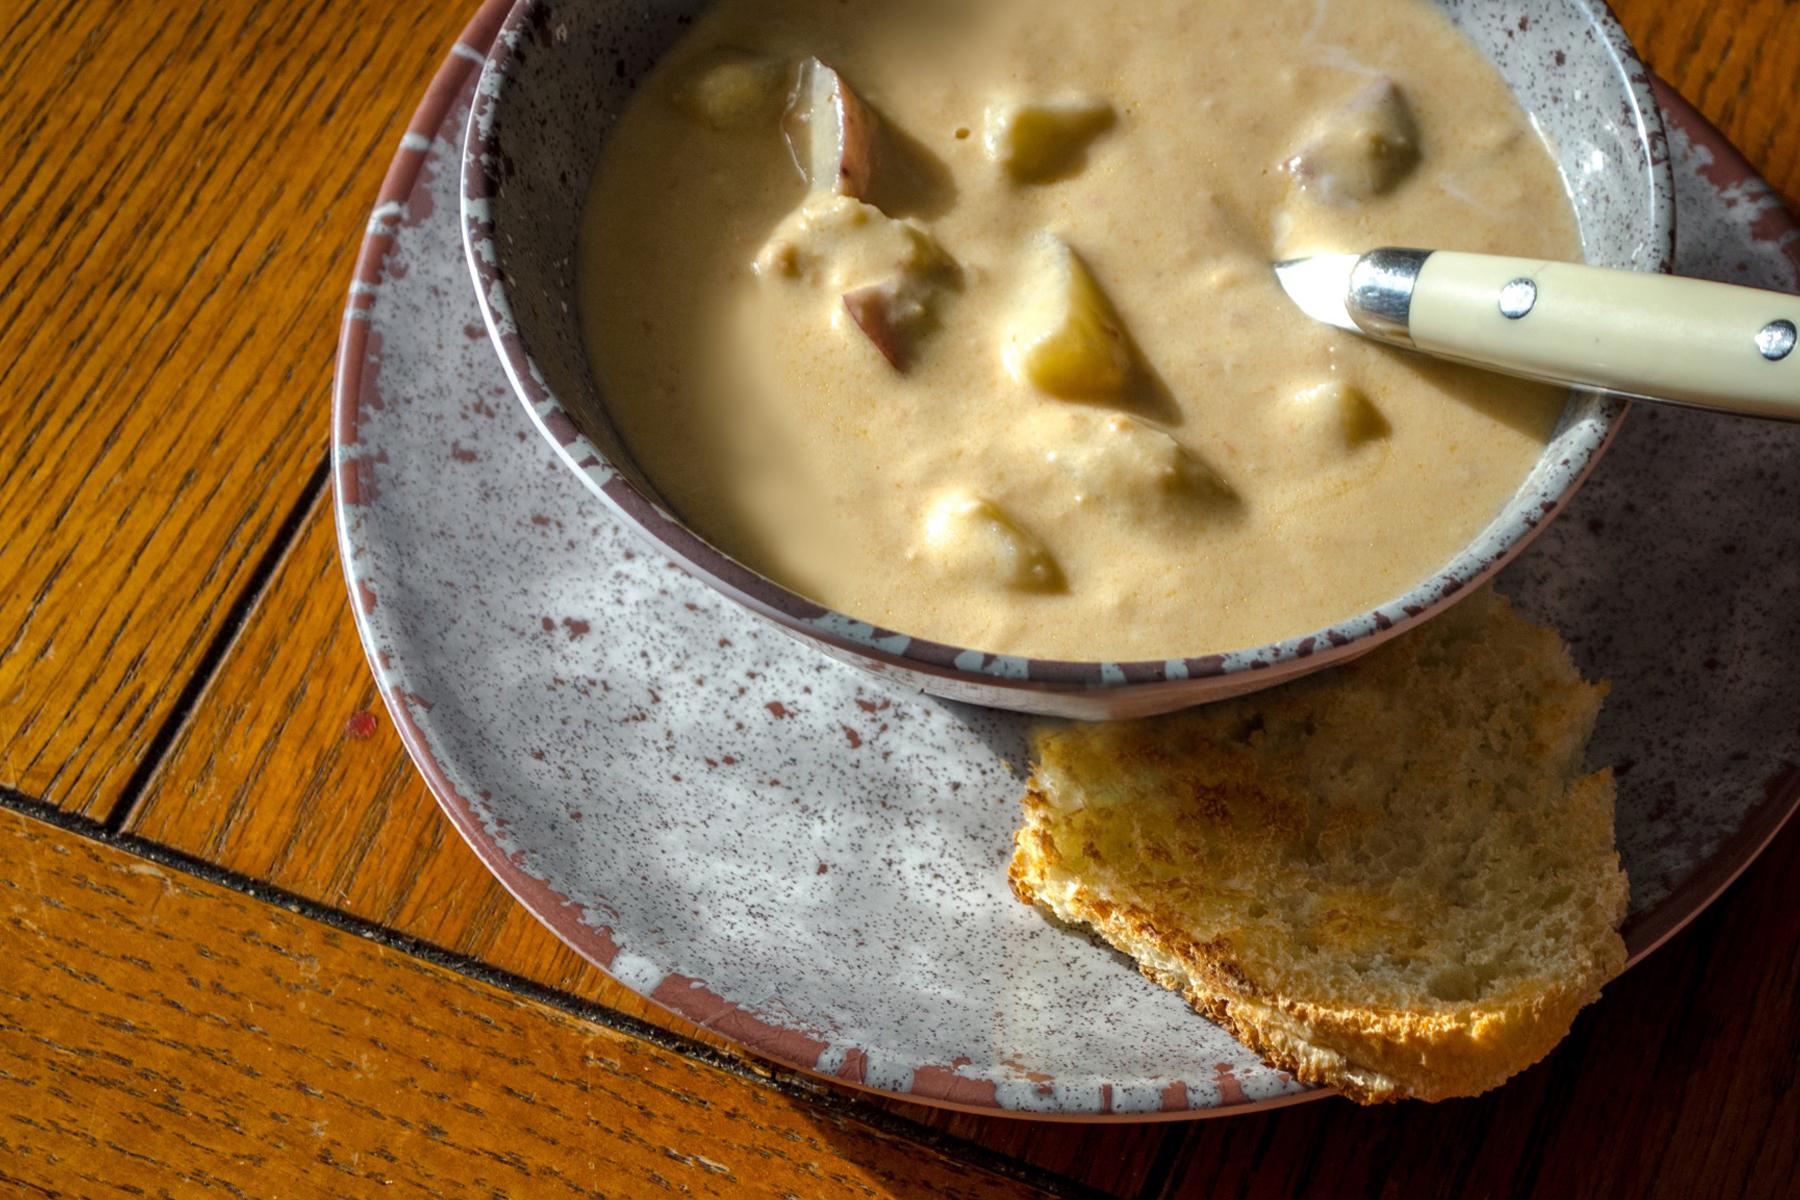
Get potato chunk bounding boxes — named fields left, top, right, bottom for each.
left=1283, top=80, right=1421, bottom=205
left=666, top=49, right=789, bottom=130
left=983, top=97, right=1115, bottom=183
left=1046, top=415, right=1237, bottom=514
left=754, top=194, right=950, bottom=285
left=1004, top=234, right=1135, bottom=399
left=1280, top=381, right=1392, bottom=453
left=842, top=281, right=932, bottom=371
left=753, top=194, right=957, bottom=369
left=782, top=57, right=880, bottom=199
left=920, top=493, right=1064, bottom=593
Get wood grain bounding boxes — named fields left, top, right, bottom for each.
left=0, top=810, right=1065, bottom=1200
left=125, top=502, right=1174, bottom=1198
left=0, top=0, right=472, bottom=817
left=1613, top=0, right=1800, bottom=204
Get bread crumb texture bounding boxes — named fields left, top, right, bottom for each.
left=1010, top=588, right=1628, bottom=1103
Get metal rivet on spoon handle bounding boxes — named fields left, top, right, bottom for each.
left=1759, top=319, right=1797, bottom=362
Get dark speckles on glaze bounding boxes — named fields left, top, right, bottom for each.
left=337, top=0, right=1800, bottom=1117
left=462, top=0, right=1673, bottom=717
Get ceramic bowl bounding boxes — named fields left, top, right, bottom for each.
left=462, top=0, right=1675, bottom=719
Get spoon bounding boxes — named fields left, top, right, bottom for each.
left=1274, top=249, right=1800, bottom=418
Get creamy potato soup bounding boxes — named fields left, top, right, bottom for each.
left=580, top=0, right=1580, bottom=661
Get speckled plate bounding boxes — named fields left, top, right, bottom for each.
left=334, top=1, right=1800, bottom=1119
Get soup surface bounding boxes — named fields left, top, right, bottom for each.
left=580, top=0, right=1581, bottom=661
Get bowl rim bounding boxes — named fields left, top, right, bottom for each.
left=461, top=0, right=1677, bottom=695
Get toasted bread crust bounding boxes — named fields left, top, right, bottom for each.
left=1009, top=589, right=1629, bottom=1104
left=1011, top=822, right=1622, bottom=1102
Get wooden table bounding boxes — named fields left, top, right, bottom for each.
left=3, top=3, right=1797, bottom=1195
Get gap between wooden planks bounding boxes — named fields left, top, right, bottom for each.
left=0, top=808, right=1085, bottom=1200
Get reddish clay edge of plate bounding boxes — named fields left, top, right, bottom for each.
left=331, top=1, right=1800, bottom=1123
left=1615, top=78, right=1800, bottom=965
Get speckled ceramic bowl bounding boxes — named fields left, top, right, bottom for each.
left=463, top=0, right=1675, bottom=719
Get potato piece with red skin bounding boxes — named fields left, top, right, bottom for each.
left=783, top=57, right=880, bottom=199
left=753, top=194, right=958, bottom=371
left=1283, top=79, right=1422, bottom=205
left=843, top=282, right=927, bottom=371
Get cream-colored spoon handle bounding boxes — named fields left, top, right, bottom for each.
left=1404, top=252, right=1800, bottom=418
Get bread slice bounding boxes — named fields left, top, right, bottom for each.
left=1009, top=588, right=1628, bottom=1103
